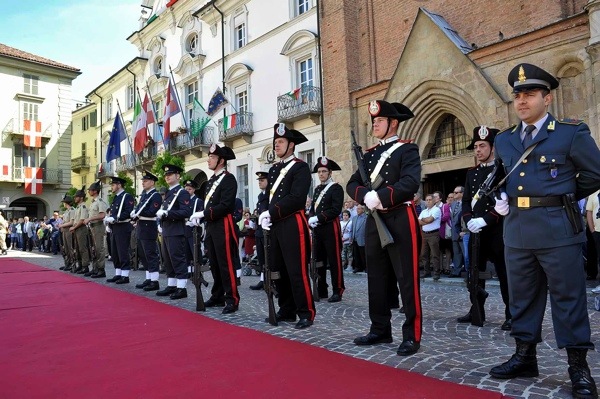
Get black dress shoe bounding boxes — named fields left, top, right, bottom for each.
left=294, top=319, right=313, bottom=329
left=327, top=294, right=342, bottom=303
left=457, top=312, right=472, bottom=323
left=250, top=281, right=264, bottom=290
left=77, top=268, right=89, bottom=275
left=353, top=332, right=393, bottom=346
left=115, top=276, right=130, bottom=284
left=84, top=270, right=94, bottom=277
left=399, top=306, right=405, bottom=313
left=204, top=298, right=226, bottom=307
left=91, top=271, right=106, bottom=278
left=222, top=304, right=238, bottom=314
left=264, top=313, right=296, bottom=323
left=59, top=266, right=66, bottom=270
left=156, top=286, right=177, bottom=296
left=136, top=279, right=151, bottom=289
left=397, top=340, right=420, bottom=356
left=170, top=288, right=187, bottom=300
left=106, top=275, right=122, bottom=283
left=143, top=281, right=160, bottom=291
left=501, top=319, right=512, bottom=331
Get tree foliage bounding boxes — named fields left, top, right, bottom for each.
left=151, top=151, right=189, bottom=189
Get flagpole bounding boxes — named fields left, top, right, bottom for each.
left=116, top=99, right=138, bottom=193
left=168, top=65, right=191, bottom=143
left=145, top=82, right=161, bottom=144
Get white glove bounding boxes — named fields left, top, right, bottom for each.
left=494, top=192, right=510, bottom=216
left=156, top=209, right=167, bottom=219
left=158, top=225, right=163, bottom=234
left=260, top=217, right=272, bottom=231
left=105, top=225, right=112, bottom=233
left=258, top=210, right=270, bottom=225
left=103, top=216, right=109, bottom=226
left=467, top=218, right=487, bottom=233
left=364, top=190, right=382, bottom=210
left=190, top=211, right=204, bottom=225
left=130, top=210, right=137, bottom=219
left=308, top=216, right=319, bottom=228
left=105, top=216, right=115, bottom=225
left=185, top=221, right=195, bottom=227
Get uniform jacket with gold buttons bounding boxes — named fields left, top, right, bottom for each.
left=494, top=114, right=600, bottom=249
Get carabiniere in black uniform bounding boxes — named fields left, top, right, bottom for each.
left=309, top=156, right=345, bottom=302
left=106, top=176, right=134, bottom=284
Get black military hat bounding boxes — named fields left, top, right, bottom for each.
left=368, top=100, right=409, bottom=121
left=74, top=186, right=86, bottom=198
left=88, top=180, right=102, bottom=192
left=508, top=63, right=559, bottom=93
left=110, top=176, right=127, bottom=185
left=61, top=194, right=73, bottom=204
left=466, top=126, right=500, bottom=150
left=163, top=164, right=183, bottom=175
left=141, top=170, right=158, bottom=182
left=208, top=143, right=236, bottom=160
left=184, top=179, right=199, bottom=189
left=255, top=171, right=268, bottom=180
left=391, top=102, right=415, bottom=122
left=273, top=123, right=308, bottom=144
left=312, top=156, right=342, bottom=173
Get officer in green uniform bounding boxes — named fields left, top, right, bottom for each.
left=85, top=181, right=109, bottom=278
left=70, top=186, right=91, bottom=274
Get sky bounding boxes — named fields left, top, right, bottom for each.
left=0, top=0, right=142, bottom=103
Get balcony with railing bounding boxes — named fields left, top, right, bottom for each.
left=2, top=117, right=53, bottom=143
left=277, top=86, right=322, bottom=124
left=96, top=162, right=116, bottom=180
left=0, top=167, right=62, bottom=185
left=71, top=156, right=90, bottom=173
left=115, top=153, right=137, bottom=172
left=217, top=112, right=253, bottom=144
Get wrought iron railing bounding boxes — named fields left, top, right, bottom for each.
left=217, top=112, right=253, bottom=142
left=277, top=86, right=321, bottom=122
left=97, top=162, right=116, bottom=179
left=3, top=167, right=63, bottom=184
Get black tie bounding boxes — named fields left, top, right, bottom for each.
left=522, top=125, right=535, bottom=149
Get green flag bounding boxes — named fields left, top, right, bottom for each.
left=190, top=98, right=211, bottom=137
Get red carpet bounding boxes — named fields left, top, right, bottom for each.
left=0, top=259, right=506, bottom=398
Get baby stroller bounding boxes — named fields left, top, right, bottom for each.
left=241, top=247, right=261, bottom=276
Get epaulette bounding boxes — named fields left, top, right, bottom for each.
left=558, top=118, right=584, bottom=125
left=365, top=144, right=377, bottom=152
left=504, top=125, right=517, bottom=134
left=293, top=157, right=306, bottom=163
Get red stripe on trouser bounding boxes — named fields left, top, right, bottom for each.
left=331, top=219, right=344, bottom=296
left=406, top=206, right=422, bottom=342
left=224, top=215, right=239, bottom=305
left=296, top=213, right=315, bottom=320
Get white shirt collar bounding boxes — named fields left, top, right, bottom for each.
left=520, top=113, right=549, bottom=138
left=280, top=154, right=295, bottom=163
left=379, top=136, right=399, bottom=146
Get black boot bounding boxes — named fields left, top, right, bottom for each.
left=489, top=339, right=539, bottom=379
left=249, top=281, right=264, bottom=290
left=567, top=348, right=598, bottom=399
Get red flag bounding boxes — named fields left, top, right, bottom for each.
left=163, top=79, right=181, bottom=145
left=146, top=93, right=155, bottom=125
left=24, top=167, right=43, bottom=195
left=23, top=120, right=42, bottom=147
left=1, top=165, right=8, bottom=176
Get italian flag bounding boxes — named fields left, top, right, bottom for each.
left=287, top=88, right=301, bottom=100
left=223, top=113, right=237, bottom=130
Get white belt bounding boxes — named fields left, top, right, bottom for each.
left=116, top=219, right=131, bottom=224
left=138, top=216, right=156, bottom=221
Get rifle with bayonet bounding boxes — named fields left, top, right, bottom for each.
left=468, top=160, right=501, bottom=327
left=350, top=130, right=394, bottom=248
left=263, top=229, right=280, bottom=326
left=192, top=225, right=209, bottom=312
left=309, top=229, right=321, bottom=302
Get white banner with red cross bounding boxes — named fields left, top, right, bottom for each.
left=24, top=167, right=43, bottom=195
left=23, top=120, right=42, bottom=148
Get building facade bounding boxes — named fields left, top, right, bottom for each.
left=0, top=43, right=80, bottom=220
left=88, top=0, right=322, bottom=207
left=320, top=0, right=600, bottom=195
left=71, top=102, right=98, bottom=191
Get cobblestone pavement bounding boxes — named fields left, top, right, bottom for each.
left=6, top=249, right=599, bottom=399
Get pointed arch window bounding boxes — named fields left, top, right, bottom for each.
left=427, top=115, right=470, bottom=159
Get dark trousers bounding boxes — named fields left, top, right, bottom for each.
left=271, top=212, right=315, bottom=321
left=353, top=242, right=366, bottom=272
left=255, top=235, right=265, bottom=271
left=162, top=235, right=188, bottom=280
left=366, top=206, right=422, bottom=342
left=110, top=223, right=132, bottom=271
left=205, top=215, right=240, bottom=306
left=138, top=238, right=160, bottom=274
left=315, top=220, right=345, bottom=297
left=505, top=244, right=593, bottom=349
